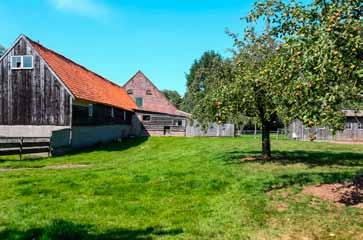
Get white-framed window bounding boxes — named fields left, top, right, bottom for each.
left=11, top=55, right=33, bottom=69
left=11, top=56, right=22, bottom=69
left=345, top=122, right=353, bottom=130
left=111, top=107, right=114, bottom=118
left=358, top=122, right=363, bottom=130
left=88, top=104, right=93, bottom=117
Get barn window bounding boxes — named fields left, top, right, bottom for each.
left=146, top=90, right=152, bottom=95
left=88, top=104, right=93, bottom=117
left=174, top=119, right=183, bottom=126
left=345, top=122, right=353, bottom=130
left=23, top=56, right=33, bottom=68
left=111, top=107, right=114, bottom=118
left=142, top=115, right=151, bottom=121
left=135, top=97, right=143, bottom=107
left=127, top=89, right=133, bottom=94
left=11, top=55, right=33, bottom=69
left=123, top=111, right=127, bottom=121
left=11, top=56, right=22, bottom=68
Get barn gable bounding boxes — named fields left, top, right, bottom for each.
left=124, top=71, right=186, bottom=117
left=0, top=35, right=72, bottom=126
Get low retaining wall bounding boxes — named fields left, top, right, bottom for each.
left=0, top=125, right=70, bottom=138
left=71, top=125, right=130, bottom=149
left=52, top=125, right=131, bottom=155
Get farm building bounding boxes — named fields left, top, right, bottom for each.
left=0, top=35, right=137, bottom=151
left=124, top=71, right=188, bottom=136
left=289, top=110, right=363, bottom=142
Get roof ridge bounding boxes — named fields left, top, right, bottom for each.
left=123, top=70, right=143, bottom=88
left=26, top=36, right=126, bottom=92
left=24, top=35, right=136, bottom=111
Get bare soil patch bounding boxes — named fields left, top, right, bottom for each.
left=43, top=164, right=89, bottom=170
left=303, top=175, right=363, bottom=208
left=0, top=164, right=89, bottom=172
left=240, top=155, right=286, bottom=162
left=330, top=141, right=363, bottom=145
left=241, top=156, right=260, bottom=161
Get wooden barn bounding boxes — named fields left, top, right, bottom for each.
left=289, top=110, right=363, bottom=142
left=124, top=71, right=188, bottom=136
left=0, top=35, right=137, bottom=151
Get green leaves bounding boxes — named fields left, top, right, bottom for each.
left=253, top=0, right=363, bottom=130
left=161, top=90, right=183, bottom=109
left=184, top=51, right=234, bottom=127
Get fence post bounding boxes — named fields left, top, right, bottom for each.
left=48, top=137, right=51, bottom=158
left=19, top=137, right=23, bottom=161
left=302, top=125, right=304, bottom=140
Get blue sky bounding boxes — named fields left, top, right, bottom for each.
left=1, top=0, right=258, bottom=95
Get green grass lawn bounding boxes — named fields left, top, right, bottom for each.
left=0, top=137, right=362, bottom=240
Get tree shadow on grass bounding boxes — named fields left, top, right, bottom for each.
left=58, top=137, right=150, bottom=156
left=221, top=150, right=363, bottom=167
left=0, top=219, right=183, bottom=240
left=262, top=171, right=362, bottom=192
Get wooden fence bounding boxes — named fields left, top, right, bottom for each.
left=0, top=137, right=51, bottom=160
left=186, top=123, right=235, bottom=137
left=237, top=129, right=289, bottom=140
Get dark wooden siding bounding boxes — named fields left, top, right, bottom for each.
left=137, top=112, right=186, bottom=133
left=289, top=117, right=363, bottom=141
left=336, top=117, right=363, bottom=141
left=72, top=103, right=132, bottom=126
left=0, top=38, right=72, bottom=126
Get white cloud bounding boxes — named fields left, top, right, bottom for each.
left=48, top=0, right=110, bottom=19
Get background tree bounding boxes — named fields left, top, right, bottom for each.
left=186, top=53, right=235, bottom=129
left=162, top=90, right=183, bottom=109
left=183, top=51, right=229, bottom=113
left=0, top=44, right=5, bottom=57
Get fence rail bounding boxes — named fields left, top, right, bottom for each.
left=0, top=137, right=51, bottom=160
left=237, top=129, right=289, bottom=140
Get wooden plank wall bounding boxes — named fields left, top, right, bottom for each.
left=137, top=112, right=186, bottom=133
left=336, top=117, right=363, bottom=141
left=0, top=38, right=72, bottom=126
left=289, top=118, right=363, bottom=141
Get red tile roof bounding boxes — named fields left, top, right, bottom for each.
left=28, top=37, right=137, bottom=111
left=124, top=71, right=188, bottom=117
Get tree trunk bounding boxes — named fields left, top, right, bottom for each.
left=261, top=122, right=271, bottom=160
